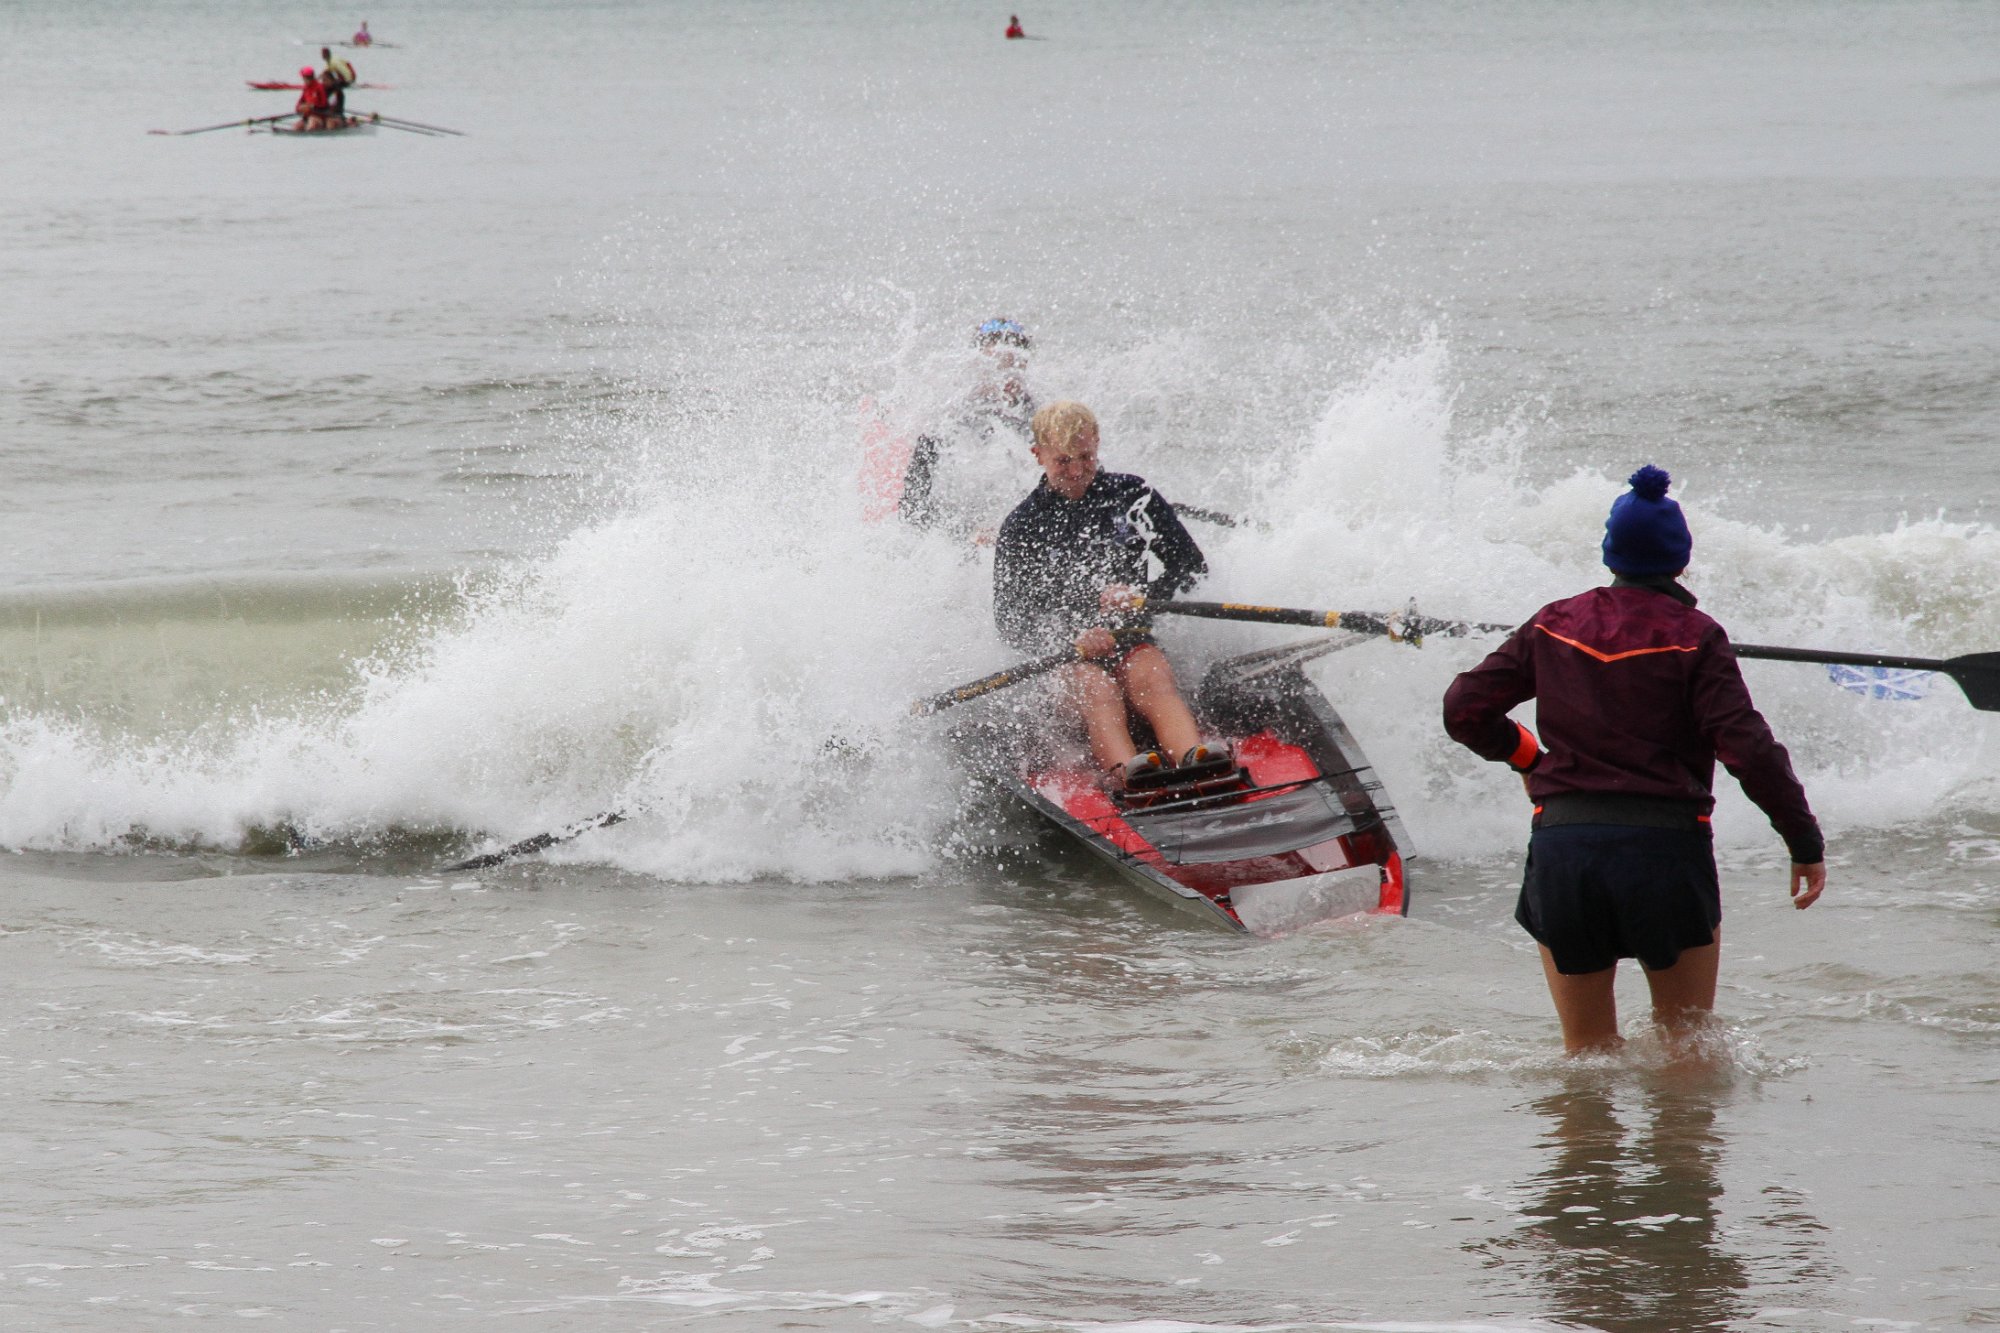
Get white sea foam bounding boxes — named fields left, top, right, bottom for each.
left=0, top=335, right=1993, bottom=871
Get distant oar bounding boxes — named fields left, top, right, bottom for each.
left=368, top=113, right=465, bottom=136
left=441, top=635, right=1135, bottom=872
left=148, top=113, right=296, bottom=135
left=360, top=115, right=447, bottom=137
left=1733, top=644, right=2000, bottom=712
left=1146, top=597, right=1513, bottom=645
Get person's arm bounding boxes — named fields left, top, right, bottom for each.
left=1691, top=629, right=1825, bottom=865
left=1142, top=491, right=1206, bottom=600
left=1441, top=627, right=1544, bottom=773
left=993, top=515, right=1064, bottom=654
left=897, top=435, right=941, bottom=530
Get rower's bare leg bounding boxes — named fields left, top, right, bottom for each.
left=1538, top=946, right=1624, bottom=1055
left=1116, top=644, right=1202, bottom=761
left=1058, top=663, right=1138, bottom=769
left=1641, top=930, right=1721, bottom=1061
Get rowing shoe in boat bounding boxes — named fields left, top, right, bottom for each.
left=972, top=634, right=1411, bottom=933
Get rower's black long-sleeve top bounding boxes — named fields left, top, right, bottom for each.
left=992, top=471, right=1206, bottom=654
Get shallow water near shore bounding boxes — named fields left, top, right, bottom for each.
left=4, top=0, right=1998, bottom=1328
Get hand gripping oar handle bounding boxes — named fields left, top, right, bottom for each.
left=1143, top=598, right=1515, bottom=647
left=1734, top=644, right=2000, bottom=712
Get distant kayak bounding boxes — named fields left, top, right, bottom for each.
left=248, top=80, right=392, bottom=90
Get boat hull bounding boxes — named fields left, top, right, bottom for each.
left=995, top=639, right=1412, bottom=933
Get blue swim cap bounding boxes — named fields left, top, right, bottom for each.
left=976, top=318, right=1031, bottom=348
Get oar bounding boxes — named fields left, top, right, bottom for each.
left=1154, top=597, right=2000, bottom=711
left=148, top=113, right=295, bottom=136
left=1144, top=597, right=1515, bottom=646
left=1172, top=503, right=1266, bottom=531
left=1733, top=644, right=2000, bottom=712
left=368, top=113, right=465, bottom=136
left=361, top=115, right=446, bottom=136
left=441, top=808, right=627, bottom=873
left=441, top=636, right=1134, bottom=872
left=909, top=630, right=1143, bottom=716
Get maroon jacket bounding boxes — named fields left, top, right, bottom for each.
left=1442, top=580, right=1824, bottom=864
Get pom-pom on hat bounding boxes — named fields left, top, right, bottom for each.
left=1601, top=465, right=1692, bottom=576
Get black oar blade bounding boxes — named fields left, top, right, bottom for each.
left=1946, top=652, right=2000, bottom=712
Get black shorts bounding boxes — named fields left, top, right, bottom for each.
left=1516, top=823, right=1720, bottom=975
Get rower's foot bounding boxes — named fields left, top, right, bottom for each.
left=1179, top=743, right=1223, bottom=768
left=1119, top=750, right=1166, bottom=785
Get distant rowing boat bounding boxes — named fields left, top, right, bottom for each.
left=248, top=80, right=392, bottom=90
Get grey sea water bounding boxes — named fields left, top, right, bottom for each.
left=3, top=1, right=1997, bottom=1329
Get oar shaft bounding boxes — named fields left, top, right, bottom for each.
left=370, top=114, right=465, bottom=135
left=441, top=809, right=625, bottom=872
left=1734, top=643, right=2000, bottom=712
left=1147, top=598, right=1514, bottom=643
left=908, top=630, right=1147, bottom=716
left=150, top=113, right=293, bottom=135
left=1732, top=643, right=1947, bottom=672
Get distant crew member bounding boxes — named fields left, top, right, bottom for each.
left=1442, top=466, right=1827, bottom=1057
left=294, top=67, right=331, bottom=131
left=353, top=20, right=373, bottom=46
left=994, top=401, right=1218, bottom=786
left=898, top=317, right=1039, bottom=542
left=320, top=47, right=356, bottom=115
left=1005, top=15, right=1026, bottom=39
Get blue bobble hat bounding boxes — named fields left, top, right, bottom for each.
left=1602, top=465, right=1692, bottom=576
left=975, top=317, right=1032, bottom=349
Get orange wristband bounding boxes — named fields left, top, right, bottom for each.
left=1507, top=723, right=1542, bottom=772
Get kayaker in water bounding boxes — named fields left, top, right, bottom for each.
left=294, top=68, right=331, bottom=131
left=1442, top=466, right=1827, bottom=1058
left=898, top=317, right=1039, bottom=542
left=321, top=47, right=356, bottom=115
left=993, top=400, right=1218, bottom=786
left=1006, top=15, right=1026, bottom=39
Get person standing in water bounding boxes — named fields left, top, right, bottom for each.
left=993, top=401, right=1218, bottom=785
left=1442, top=466, right=1826, bottom=1057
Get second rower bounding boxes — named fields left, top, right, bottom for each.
left=321, top=47, right=357, bottom=115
